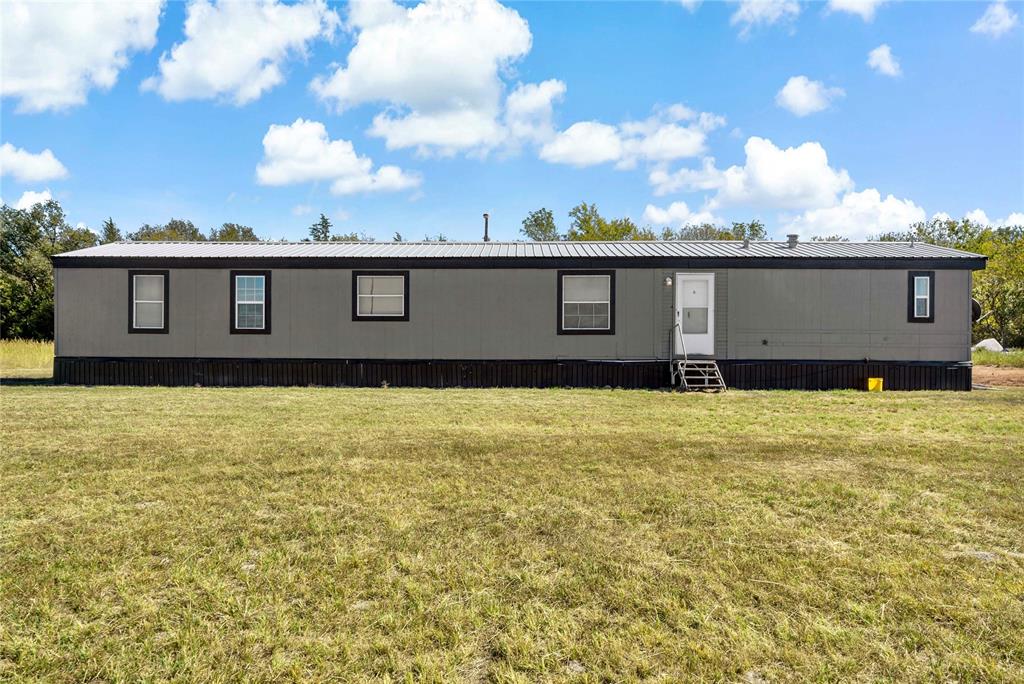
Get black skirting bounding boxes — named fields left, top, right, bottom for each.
left=52, top=357, right=972, bottom=391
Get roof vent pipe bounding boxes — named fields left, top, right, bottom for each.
left=787, top=234, right=799, bottom=249
left=742, top=238, right=750, bottom=249
left=483, top=213, right=490, bottom=242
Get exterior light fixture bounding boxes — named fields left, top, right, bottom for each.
left=664, top=276, right=673, bottom=287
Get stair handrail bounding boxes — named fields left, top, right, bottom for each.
left=674, top=322, right=688, bottom=363
left=670, top=321, right=688, bottom=387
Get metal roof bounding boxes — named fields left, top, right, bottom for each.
left=55, top=240, right=984, bottom=261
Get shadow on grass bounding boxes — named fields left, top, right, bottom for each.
left=0, top=377, right=54, bottom=386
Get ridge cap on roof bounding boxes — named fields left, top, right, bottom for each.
left=114, top=238, right=926, bottom=245
left=53, top=239, right=988, bottom=261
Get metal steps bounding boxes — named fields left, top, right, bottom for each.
left=672, top=359, right=726, bottom=391
left=669, top=322, right=726, bottom=391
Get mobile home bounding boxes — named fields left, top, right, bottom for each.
left=51, top=238, right=985, bottom=390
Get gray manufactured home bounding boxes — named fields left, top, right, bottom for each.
left=51, top=238, right=986, bottom=390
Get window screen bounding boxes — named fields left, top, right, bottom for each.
left=235, top=275, right=265, bottom=329
left=357, top=275, right=405, bottom=316
left=914, top=276, right=930, bottom=318
left=132, top=274, right=164, bottom=329
left=908, top=271, right=934, bottom=323
left=562, top=274, right=611, bottom=330
left=680, top=279, right=709, bottom=334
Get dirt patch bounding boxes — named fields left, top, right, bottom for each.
left=973, top=365, right=1024, bottom=387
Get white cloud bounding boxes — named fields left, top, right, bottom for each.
left=775, top=76, right=845, bottom=116
left=648, top=137, right=855, bottom=212
left=730, top=0, right=800, bottom=37
left=539, top=122, right=623, bottom=167
left=291, top=204, right=313, bottom=216
left=142, top=0, right=338, bottom=105
left=784, top=189, right=926, bottom=240
left=540, top=104, right=724, bottom=169
left=618, top=107, right=725, bottom=169
left=963, top=209, right=1024, bottom=226
left=312, top=0, right=533, bottom=155
left=14, top=189, right=52, bottom=210
left=710, top=137, right=854, bottom=210
left=643, top=201, right=720, bottom=228
left=0, top=143, right=69, bottom=182
left=0, top=1, right=161, bottom=112
left=650, top=136, right=1017, bottom=239
left=867, top=44, right=901, bottom=77
left=679, top=0, right=703, bottom=12
left=255, top=118, right=420, bottom=196
left=649, top=157, right=724, bottom=196
left=827, top=0, right=886, bottom=22
left=970, top=1, right=1019, bottom=38
left=965, top=208, right=992, bottom=225
left=504, top=79, right=566, bottom=145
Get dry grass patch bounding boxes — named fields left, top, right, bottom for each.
left=0, top=339, right=53, bottom=379
left=1, top=386, right=1022, bottom=682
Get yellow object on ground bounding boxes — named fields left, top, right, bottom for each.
left=868, top=377, right=884, bottom=392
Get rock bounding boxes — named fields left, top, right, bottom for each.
left=972, top=338, right=1004, bottom=352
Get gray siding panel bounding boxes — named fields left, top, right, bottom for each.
left=55, top=266, right=971, bottom=362
left=58, top=268, right=661, bottom=361
left=725, top=269, right=971, bottom=362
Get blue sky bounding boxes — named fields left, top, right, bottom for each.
left=1, top=0, right=1022, bottom=241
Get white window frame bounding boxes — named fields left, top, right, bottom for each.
left=132, top=274, right=165, bottom=330
left=913, top=275, right=931, bottom=319
left=235, top=274, right=266, bottom=330
left=356, top=275, right=406, bottom=318
left=561, top=273, right=612, bottom=332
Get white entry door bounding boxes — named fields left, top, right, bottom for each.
left=674, top=273, right=715, bottom=356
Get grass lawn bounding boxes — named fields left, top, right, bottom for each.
left=973, top=348, right=1024, bottom=368
left=1, top=384, right=1023, bottom=682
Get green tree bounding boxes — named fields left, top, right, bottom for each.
left=660, top=220, right=766, bottom=241
left=101, top=217, right=121, bottom=243
left=209, top=223, right=259, bottom=241
left=565, top=202, right=653, bottom=240
left=129, top=219, right=204, bottom=241
left=521, top=208, right=560, bottom=241
left=566, top=202, right=602, bottom=240
left=729, top=220, right=767, bottom=241
left=331, top=231, right=374, bottom=242
left=971, top=227, right=1024, bottom=347
left=810, top=235, right=850, bottom=242
left=1, top=198, right=97, bottom=340
left=660, top=223, right=731, bottom=240
left=309, top=213, right=332, bottom=241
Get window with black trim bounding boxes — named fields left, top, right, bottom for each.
left=908, top=271, right=934, bottom=323
left=557, top=270, right=615, bottom=335
left=230, top=270, right=271, bottom=334
left=352, top=271, right=409, bottom=321
left=129, top=270, right=169, bottom=334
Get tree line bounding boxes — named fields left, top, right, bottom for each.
left=519, top=203, right=767, bottom=241
left=1, top=198, right=1021, bottom=346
